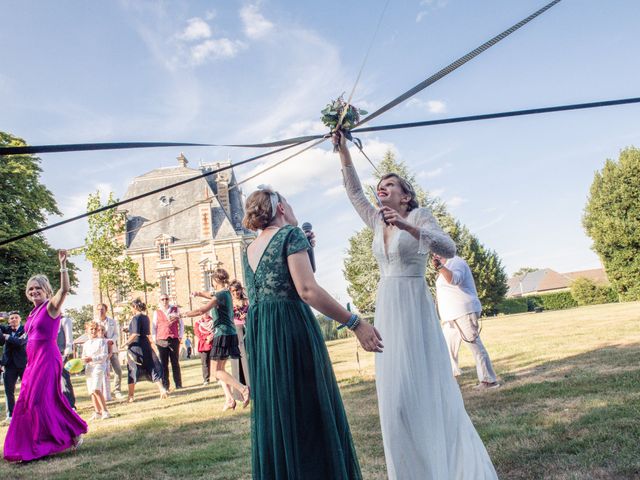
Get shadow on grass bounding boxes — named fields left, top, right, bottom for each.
left=465, top=343, right=640, bottom=480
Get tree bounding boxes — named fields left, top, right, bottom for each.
left=513, top=267, right=538, bottom=277
left=65, top=304, right=94, bottom=339
left=0, top=132, right=78, bottom=314
left=343, top=150, right=508, bottom=314
left=83, top=192, right=155, bottom=316
left=570, top=278, right=618, bottom=306
left=583, top=147, right=640, bottom=301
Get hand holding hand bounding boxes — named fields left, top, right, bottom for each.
left=83, top=356, right=92, bottom=363
left=431, top=255, right=443, bottom=270
left=353, top=321, right=384, bottom=353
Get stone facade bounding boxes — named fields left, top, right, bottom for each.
left=92, top=154, right=254, bottom=323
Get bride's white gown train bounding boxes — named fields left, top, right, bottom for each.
left=343, top=165, right=498, bottom=480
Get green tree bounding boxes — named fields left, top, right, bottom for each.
left=583, top=147, right=640, bottom=301
left=83, top=192, right=154, bottom=316
left=65, top=304, right=94, bottom=339
left=513, top=267, right=538, bottom=277
left=0, top=132, right=78, bottom=314
left=343, top=150, right=507, bottom=314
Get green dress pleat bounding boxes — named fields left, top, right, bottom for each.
left=243, top=225, right=362, bottom=480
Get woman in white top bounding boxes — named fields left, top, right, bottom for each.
left=334, top=132, right=498, bottom=480
left=82, top=321, right=110, bottom=420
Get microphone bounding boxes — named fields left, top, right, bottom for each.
left=301, top=222, right=316, bottom=272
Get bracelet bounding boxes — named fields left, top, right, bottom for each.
left=337, top=313, right=359, bottom=330
left=60, top=268, right=68, bottom=272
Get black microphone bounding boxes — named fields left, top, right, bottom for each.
left=301, top=222, right=316, bottom=272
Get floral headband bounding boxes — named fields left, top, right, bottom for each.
left=257, top=184, right=279, bottom=220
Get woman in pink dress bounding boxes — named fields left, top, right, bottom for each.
left=3, top=250, right=88, bottom=462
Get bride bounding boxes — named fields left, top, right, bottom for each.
left=334, top=132, right=498, bottom=479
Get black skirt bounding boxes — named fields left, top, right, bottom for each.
left=127, top=346, right=163, bottom=384
left=211, top=334, right=241, bottom=360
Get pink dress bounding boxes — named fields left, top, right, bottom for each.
left=3, top=300, right=88, bottom=462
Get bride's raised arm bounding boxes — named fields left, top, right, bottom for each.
left=334, top=132, right=378, bottom=229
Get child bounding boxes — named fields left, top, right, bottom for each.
left=82, top=321, right=111, bottom=420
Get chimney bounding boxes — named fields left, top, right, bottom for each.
left=177, top=153, right=188, bottom=168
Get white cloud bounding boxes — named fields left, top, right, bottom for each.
left=191, top=38, right=245, bottom=64
left=179, top=17, right=212, bottom=41
left=430, top=188, right=445, bottom=198
left=406, top=98, right=447, bottom=114
left=416, top=11, right=428, bottom=23
left=240, top=4, right=274, bottom=39
left=446, top=196, right=466, bottom=208
left=420, top=167, right=443, bottom=178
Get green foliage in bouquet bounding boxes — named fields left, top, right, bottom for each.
left=320, top=95, right=368, bottom=131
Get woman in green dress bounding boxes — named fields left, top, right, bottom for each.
left=242, top=186, right=384, bottom=480
left=184, top=268, right=250, bottom=411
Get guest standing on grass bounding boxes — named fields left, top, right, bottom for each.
left=3, top=250, right=87, bottom=462
left=152, top=294, right=184, bottom=391
left=122, top=299, right=167, bottom=403
left=433, top=254, right=500, bottom=389
left=82, top=322, right=111, bottom=420
left=242, top=186, right=383, bottom=479
left=194, top=309, right=214, bottom=385
left=0, top=311, right=27, bottom=424
left=183, top=269, right=249, bottom=412
left=230, top=280, right=250, bottom=389
left=97, top=303, right=123, bottom=399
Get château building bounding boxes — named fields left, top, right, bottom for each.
left=92, top=153, right=254, bottom=317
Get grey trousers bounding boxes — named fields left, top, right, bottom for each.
left=109, top=352, right=122, bottom=393
left=442, top=312, right=497, bottom=383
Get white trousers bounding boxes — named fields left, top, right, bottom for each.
left=442, top=312, right=497, bottom=383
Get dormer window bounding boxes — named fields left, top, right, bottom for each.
left=159, top=241, right=170, bottom=260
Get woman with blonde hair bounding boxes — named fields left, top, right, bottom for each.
left=242, top=185, right=383, bottom=479
left=3, top=250, right=87, bottom=462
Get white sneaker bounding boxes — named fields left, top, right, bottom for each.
left=89, top=412, right=100, bottom=420
left=114, top=392, right=124, bottom=400
left=101, top=411, right=111, bottom=419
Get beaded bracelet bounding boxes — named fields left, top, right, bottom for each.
left=337, top=313, right=359, bottom=330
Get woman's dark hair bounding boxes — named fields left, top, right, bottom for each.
left=377, top=173, right=419, bottom=211
left=229, top=280, right=247, bottom=299
left=131, top=298, right=146, bottom=312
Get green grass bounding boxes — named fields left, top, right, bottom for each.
left=1, top=302, right=639, bottom=479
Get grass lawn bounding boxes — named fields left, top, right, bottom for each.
left=1, top=301, right=639, bottom=479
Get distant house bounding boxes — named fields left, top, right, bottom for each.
left=507, top=268, right=608, bottom=298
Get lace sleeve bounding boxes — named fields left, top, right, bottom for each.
left=286, top=226, right=311, bottom=257
left=341, top=164, right=378, bottom=229
left=413, top=208, right=457, bottom=257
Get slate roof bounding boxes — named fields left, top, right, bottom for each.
left=121, top=160, right=249, bottom=250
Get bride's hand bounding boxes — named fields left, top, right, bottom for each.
left=353, top=321, right=384, bottom=353
left=380, top=206, right=410, bottom=230
left=331, top=131, right=347, bottom=152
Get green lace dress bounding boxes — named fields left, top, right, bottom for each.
left=243, top=225, right=362, bottom=480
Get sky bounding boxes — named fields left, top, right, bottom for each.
left=2, top=0, right=640, bottom=309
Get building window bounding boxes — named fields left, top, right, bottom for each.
left=160, top=276, right=171, bottom=296
left=159, top=242, right=170, bottom=260
left=203, top=270, right=213, bottom=292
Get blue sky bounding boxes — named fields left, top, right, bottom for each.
left=2, top=0, right=640, bottom=309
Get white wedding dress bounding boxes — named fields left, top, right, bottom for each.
left=343, top=165, right=498, bottom=480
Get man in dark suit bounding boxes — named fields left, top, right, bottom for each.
left=0, top=311, right=28, bottom=423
